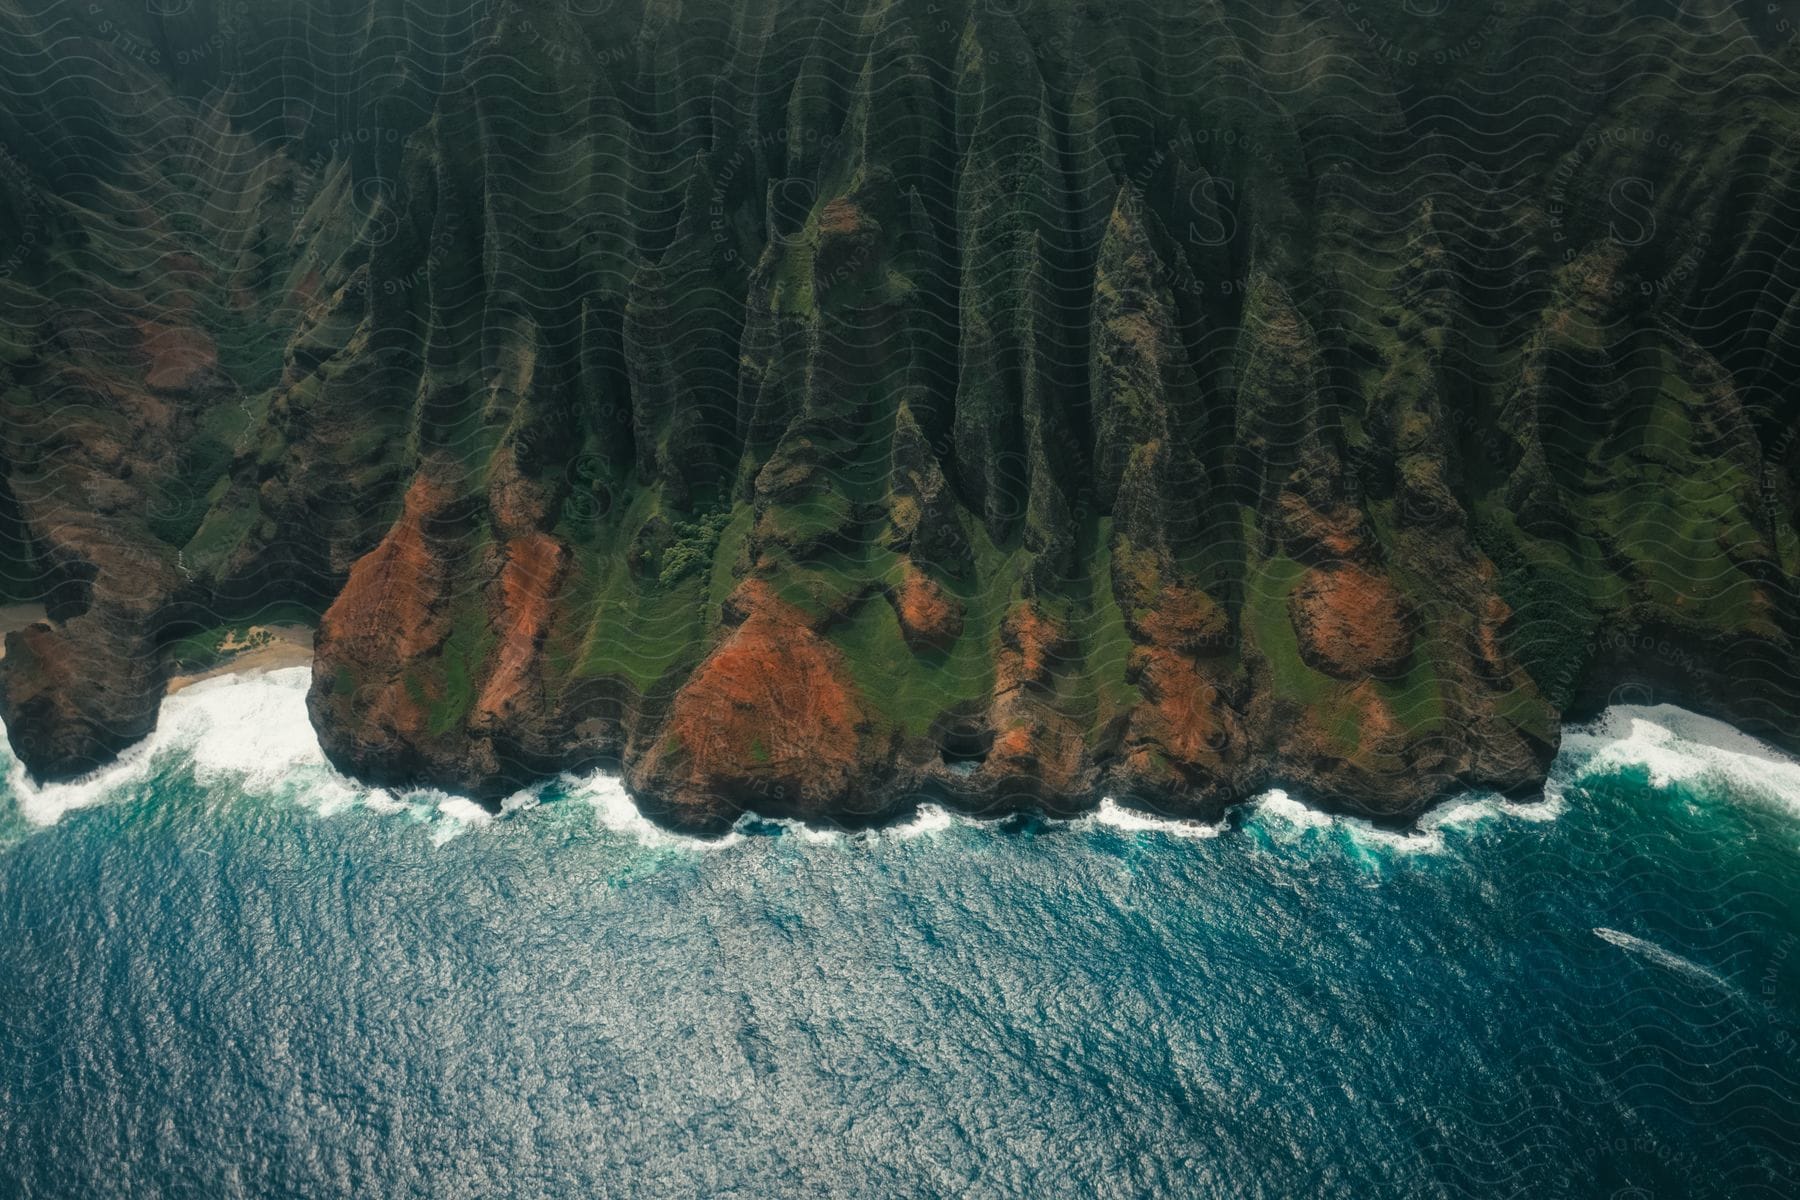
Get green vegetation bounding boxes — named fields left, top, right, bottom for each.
left=147, top=432, right=234, bottom=548
left=163, top=601, right=320, bottom=673
left=828, top=522, right=1021, bottom=739
left=182, top=489, right=259, bottom=570
left=1068, top=520, right=1143, bottom=735
left=1471, top=504, right=1602, bottom=710
left=1242, top=547, right=1364, bottom=755
left=658, top=510, right=733, bottom=587
left=1375, top=649, right=1445, bottom=735
left=705, top=504, right=756, bottom=622
left=1247, top=561, right=1327, bottom=703
left=424, top=601, right=496, bottom=736
left=551, top=487, right=721, bottom=694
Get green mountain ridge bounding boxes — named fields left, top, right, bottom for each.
left=0, top=0, right=1796, bottom=831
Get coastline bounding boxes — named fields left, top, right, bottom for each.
left=6, top=644, right=1796, bottom=851
left=165, top=624, right=315, bottom=695
left=3, top=611, right=1794, bottom=841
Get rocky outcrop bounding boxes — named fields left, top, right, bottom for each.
left=1288, top=567, right=1414, bottom=681
left=0, top=619, right=161, bottom=779
left=629, top=580, right=895, bottom=830
left=305, top=473, right=466, bottom=784
left=890, top=566, right=963, bottom=653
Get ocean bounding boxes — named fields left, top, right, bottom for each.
left=2, top=667, right=1797, bottom=1197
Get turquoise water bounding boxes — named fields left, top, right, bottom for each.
left=2, top=669, right=1798, bottom=1197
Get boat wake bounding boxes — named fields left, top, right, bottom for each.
left=1592, top=927, right=1743, bottom=998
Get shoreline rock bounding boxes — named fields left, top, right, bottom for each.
left=2, top=618, right=1794, bottom=840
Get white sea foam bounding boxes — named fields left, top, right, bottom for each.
left=1246, top=787, right=1446, bottom=855
left=182, top=667, right=336, bottom=790
left=1250, top=788, right=1335, bottom=830
left=2, top=719, right=161, bottom=827
left=741, top=801, right=960, bottom=845
left=5, top=668, right=1789, bottom=856
left=1238, top=703, right=1800, bottom=856
left=0, top=666, right=515, bottom=845
left=784, top=819, right=847, bottom=844
left=0, top=665, right=328, bottom=826
left=1243, top=786, right=1567, bottom=857
left=560, top=770, right=744, bottom=851
left=1557, top=705, right=1800, bottom=813
left=432, top=796, right=496, bottom=844
left=362, top=788, right=407, bottom=815
left=883, top=802, right=955, bottom=839
left=1081, top=797, right=1224, bottom=840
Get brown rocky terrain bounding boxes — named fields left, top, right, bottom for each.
left=1288, top=567, right=1414, bottom=681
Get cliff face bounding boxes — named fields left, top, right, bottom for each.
left=2, top=0, right=1798, bottom=830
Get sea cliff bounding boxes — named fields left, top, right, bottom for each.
left=0, top=0, right=1796, bottom=830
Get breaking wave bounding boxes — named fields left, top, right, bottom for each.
left=2, top=671, right=1796, bottom=859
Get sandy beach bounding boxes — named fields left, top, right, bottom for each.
left=165, top=624, right=315, bottom=695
